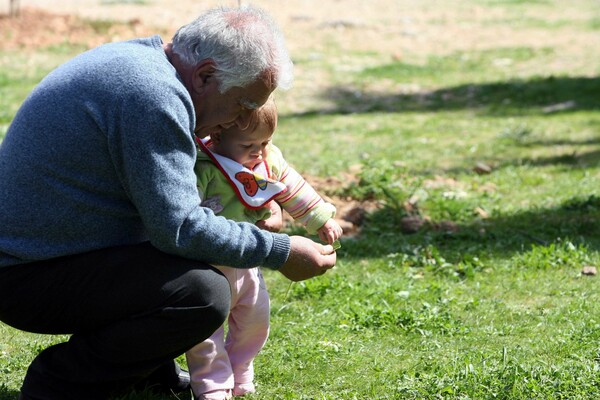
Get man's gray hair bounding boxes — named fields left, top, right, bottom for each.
left=171, top=5, right=294, bottom=93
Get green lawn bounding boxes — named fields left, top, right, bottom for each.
left=1, top=0, right=599, bottom=399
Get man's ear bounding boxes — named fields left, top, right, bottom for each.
left=192, top=61, right=217, bottom=93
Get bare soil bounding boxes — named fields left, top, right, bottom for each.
left=5, top=1, right=595, bottom=60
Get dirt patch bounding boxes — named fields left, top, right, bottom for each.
left=296, top=172, right=381, bottom=237
left=0, top=8, right=162, bottom=50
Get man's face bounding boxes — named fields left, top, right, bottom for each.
left=193, top=76, right=273, bottom=138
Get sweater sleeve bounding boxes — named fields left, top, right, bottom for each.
left=269, top=145, right=336, bottom=234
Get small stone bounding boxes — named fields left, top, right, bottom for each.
left=581, top=266, right=597, bottom=276
left=400, top=216, right=425, bottom=234
left=436, top=220, right=460, bottom=233
left=473, top=162, right=492, bottom=175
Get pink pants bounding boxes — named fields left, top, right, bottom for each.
left=186, top=266, right=270, bottom=398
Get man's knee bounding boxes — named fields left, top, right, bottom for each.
left=174, top=267, right=231, bottom=328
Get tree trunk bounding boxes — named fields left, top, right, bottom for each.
left=10, top=0, right=20, bottom=17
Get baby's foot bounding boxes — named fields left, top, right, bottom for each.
left=233, top=382, right=256, bottom=396
left=196, top=389, right=232, bottom=400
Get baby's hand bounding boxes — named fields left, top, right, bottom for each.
left=317, top=219, right=343, bottom=246
left=256, top=201, right=283, bottom=232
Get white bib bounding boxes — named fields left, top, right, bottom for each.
left=197, top=137, right=287, bottom=210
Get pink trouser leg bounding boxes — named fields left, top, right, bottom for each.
left=186, top=325, right=234, bottom=397
left=186, top=267, right=270, bottom=398
left=226, top=268, right=270, bottom=396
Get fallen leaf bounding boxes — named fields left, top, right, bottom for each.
left=474, top=207, right=489, bottom=218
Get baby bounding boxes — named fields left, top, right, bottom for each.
left=186, top=97, right=342, bottom=400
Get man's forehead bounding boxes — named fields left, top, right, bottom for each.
left=242, top=89, right=272, bottom=108
left=239, top=77, right=274, bottom=108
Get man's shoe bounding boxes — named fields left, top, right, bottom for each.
left=135, top=360, right=191, bottom=394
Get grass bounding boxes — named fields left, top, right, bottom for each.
left=1, top=0, right=600, bottom=399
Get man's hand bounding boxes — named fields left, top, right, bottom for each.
left=278, top=236, right=337, bottom=282
left=255, top=201, right=283, bottom=232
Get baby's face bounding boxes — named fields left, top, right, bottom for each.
left=212, top=122, right=273, bottom=170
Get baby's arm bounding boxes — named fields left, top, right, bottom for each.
left=317, top=218, right=343, bottom=245
left=269, top=145, right=342, bottom=242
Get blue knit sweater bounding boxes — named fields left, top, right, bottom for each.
left=0, top=35, right=290, bottom=269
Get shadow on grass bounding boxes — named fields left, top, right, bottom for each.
left=345, top=195, right=600, bottom=263
left=500, top=130, right=600, bottom=169
left=289, top=76, right=600, bottom=116
left=0, top=386, right=187, bottom=400
left=0, top=387, right=19, bottom=400
left=437, top=143, right=600, bottom=176
left=521, top=136, right=600, bottom=147
left=451, top=141, right=600, bottom=172
left=520, top=147, right=600, bottom=168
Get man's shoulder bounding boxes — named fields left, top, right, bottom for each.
left=99, top=35, right=163, bottom=56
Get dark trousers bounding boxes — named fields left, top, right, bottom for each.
left=0, top=242, right=231, bottom=399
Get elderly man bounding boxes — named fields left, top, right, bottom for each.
left=0, top=5, right=336, bottom=399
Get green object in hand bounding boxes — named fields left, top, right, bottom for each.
left=332, top=240, right=341, bottom=250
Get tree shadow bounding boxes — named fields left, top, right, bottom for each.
left=290, top=75, right=600, bottom=116
left=344, top=194, right=600, bottom=264
left=520, top=137, right=600, bottom=147
left=501, top=134, right=600, bottom=168
left=437, top=144, right=600, bottom=177
left=516, top=147, right=600, bottom=168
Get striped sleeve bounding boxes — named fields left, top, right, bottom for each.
left=269, top=145, right=336, bottom=234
